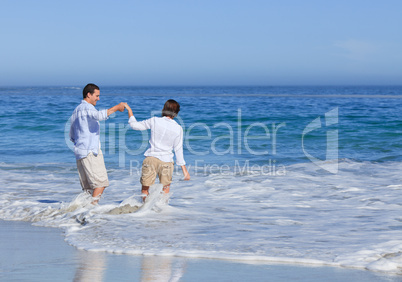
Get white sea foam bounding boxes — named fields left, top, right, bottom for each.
left=1, top=160, right=402, bottom=274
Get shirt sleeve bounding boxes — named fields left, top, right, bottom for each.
left=128, top=116, right=153, bottom=130
left=173, top=127, right=186, bottom=166
left=87, top=108, right=108, bottom=121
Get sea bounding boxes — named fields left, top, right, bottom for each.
left=1, top=85, right=402, bottom=275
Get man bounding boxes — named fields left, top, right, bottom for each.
left=69, top=83, right=125, bottom=203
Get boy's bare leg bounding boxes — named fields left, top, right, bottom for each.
left=141, top=185, right=169, bottom=202
left=163, top=184, right=170, bottom=194
left=142, top=185, right=149, bottom=202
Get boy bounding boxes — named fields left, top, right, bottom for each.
left=124, top=100, right=190, bottom=199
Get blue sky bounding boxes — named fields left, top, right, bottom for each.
left=1, top=0, right=401, bottom=86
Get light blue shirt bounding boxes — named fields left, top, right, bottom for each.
left=69, top=100, right=108, bottom=160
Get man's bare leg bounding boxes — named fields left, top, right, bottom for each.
left=92, top=187, right=105, bottom=204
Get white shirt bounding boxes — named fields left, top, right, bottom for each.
left=128, top=116, right=186, bottom=166
left=69, top=100, right=108, bottom=160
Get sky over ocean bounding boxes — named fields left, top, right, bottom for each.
left=0, top=1, right=401, bottom=86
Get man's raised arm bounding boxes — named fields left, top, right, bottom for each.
left=107, top=102, right=126, bottom=116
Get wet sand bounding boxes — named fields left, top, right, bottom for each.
left=1, top=220, right=400, bottom=281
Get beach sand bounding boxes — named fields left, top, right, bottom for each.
left=1, top=220, right=401, bottom=281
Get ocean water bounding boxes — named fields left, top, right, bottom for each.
left=1, top=86, right=402, bottom=275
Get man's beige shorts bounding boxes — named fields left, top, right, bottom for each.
left=76, top=151, right=109, bottom=190
left=140, top=156, right=174, bottom=186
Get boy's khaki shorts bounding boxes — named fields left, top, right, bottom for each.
left=140, top=156, right=174, bottom=186
left=76, top=151, right=109, bottom=191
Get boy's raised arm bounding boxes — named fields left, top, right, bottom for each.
left=123, top=103, right=134, bottom=118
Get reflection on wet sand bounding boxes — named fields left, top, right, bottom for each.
left=141, top=256, right=186, bottom=282
left=73, top=250, right=186, bottom=282
left=74, top=250, right=106, bottom=281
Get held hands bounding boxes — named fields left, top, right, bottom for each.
left=123, top=102, right=131, bottom=111
left=117, top=102, right=126, bottom=112
left=122, top=103, right=133, bottom=118
left=107, top=102, right=126, bottom=116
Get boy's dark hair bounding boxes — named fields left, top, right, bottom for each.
left=162, top=99, right=180, bottom=118
left=83, top=83, right=99, bottom=99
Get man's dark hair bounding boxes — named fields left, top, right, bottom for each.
left=162, top=99, right=180, bottom=118
left=83, top=83, right=99, bottom=99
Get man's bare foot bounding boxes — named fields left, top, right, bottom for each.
left=91, top=195, right=101, bottom=205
